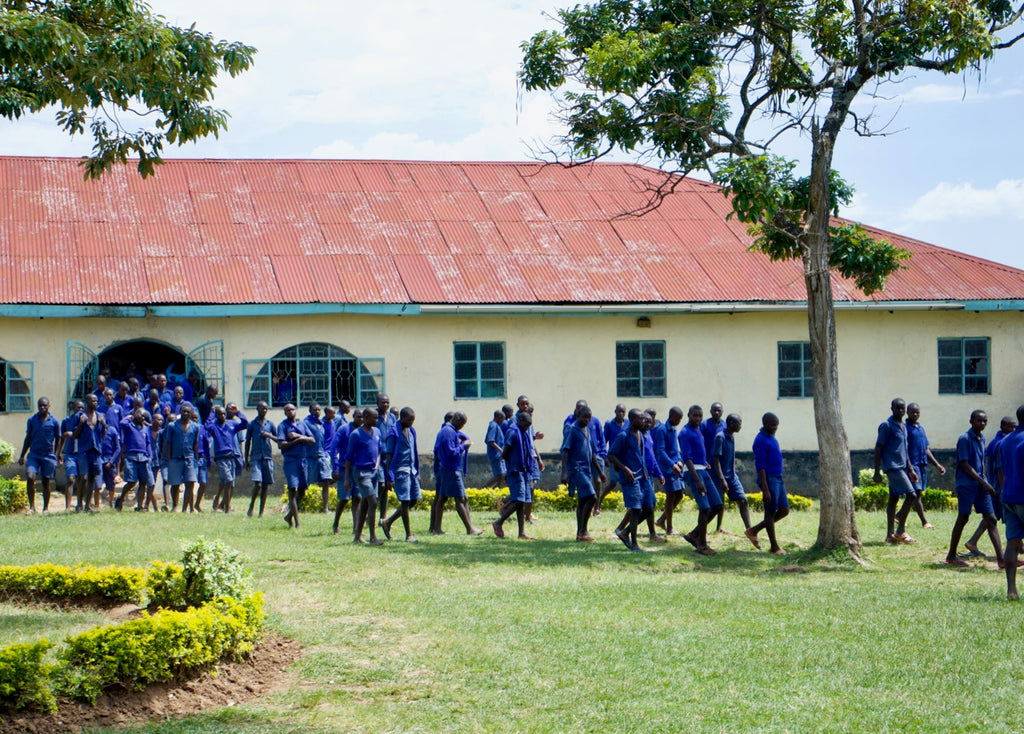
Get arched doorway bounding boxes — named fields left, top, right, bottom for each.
left=67, top=339, right=224, bottom=404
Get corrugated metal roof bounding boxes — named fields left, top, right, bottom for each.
left=1, top=156, right=1022, bottom=307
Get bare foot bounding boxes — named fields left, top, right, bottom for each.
left=1009, top=590, right=1020, bottom=601
left=744, top=528, right=761, bottom=550
left=519, top=534, right=536, bottom=540
left=770, top=548, right=788, bottom=556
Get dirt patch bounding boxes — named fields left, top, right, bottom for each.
left=0, top=632, right=303, bottom=734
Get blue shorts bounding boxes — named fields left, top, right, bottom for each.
left=686, top=468, right=723, bottom=511
left=215, top=456, right=237, bottom=484
left=25, top=453, right=58, bottom=480
left=283, top=455, right=308, bottom=490
left=606, top=464, right=620, bottom=485
left=63, top=453, right=79, bottom=479
left=198, top=464, right=209, bottom=484
left=250, top=458, right=275, bottom=485
left=508, top=471, right=532, bottom=504
left=724, top=475, right=746, bottom=502
left=620, top=478, right=643, bottom=510
left=167, top=456, right=198, bottom=485
left=886, top=469, right=915, bottom=497
left=764, top=475, right=789, bottom=512
left=393, top=467, right=421, bottom=502
left=123, top=457, right=154, bottom=487
left=76, top=450, right=102, bottom=479
left=307, top=455, right=333, bottom=484
left=568, top=467, right=595, bottom=500
left=440, top=467, right=467, bottom=499
left=957, top=486, right=994, bottom=516
left=489, top=456, right=507, bottom=478
left=336, top=478, right=351, bottom=502
left=640, top=477, right=656, bottom=509
left=662, top=472, right=684, bottom=494
left=911, top=464, right=927, bottom=493
left=1003, top=503, right=1024, bottom=542
left=352, top=468, right=377, bottom=500
left=103, top=464, right=118, bottom=491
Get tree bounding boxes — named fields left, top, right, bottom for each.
left=1, top=0, right=255, bottom=178
left=521, top=0, right=1024, bottom=556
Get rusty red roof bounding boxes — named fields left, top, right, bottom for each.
left=0, top=156, right=1022, bottom=307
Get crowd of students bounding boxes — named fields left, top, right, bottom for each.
left=16, top=378, right=1024, bottom=597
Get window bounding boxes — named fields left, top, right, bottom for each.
left=243, top=343, right=384, bottom=408
left=453, top=342, right=506, bottom=399
left=0, top=360, right=33, bottom=413
left=615, top=341, right=666, bottom=398
left=778, top=342, right=813, bottom=398
left=938, top=337, right=990, bottom=395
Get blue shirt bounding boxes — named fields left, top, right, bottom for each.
left=164, top=420, right=199, bottom=461
left=245, top=418, right=276, bottom=462
left=679, top=424, right=707, bottom=465
left=712, top=431, right=737, bottom=482
left=25, top=413, right=60, bottom=457
left=504, top=424, right=535, bottom=475
left=986, top=430, right=1009, bottom=483
left=609, top=428, right=647, bottom=479
left=331, top=422, right=355, bottom=473
left=560, top=422, right=594, bottom=472
left=485, top=420, right=506, bottom=463
left=206, top=414, right=249, bottom=458
left=906, top=421, right=930, bottom=467
left=699, top=418, right=725, bottom=466
left=753, top=429, right=783, bottom=476
left=384, top=424, right=418, bottom=478
left=277, top=419, right=310, bottom=459
left=436, top=423, right=468, bottom=471
left=303, top=415, right=328, bottom=459
left=101, top=424, right=121, bottom=465
left=653, top=421, right=682, bottom=474
left=999, top=428, right=1024, bottom=504
left=643, top=431, right=662, bottom=479
left=75, top=413, right=104, bottom=454
left=120, top=418, right=152, bottom=458
left=604, top=418, right=626, bottom=449
left=345, top=426, right=381, bottom=470
left=955, top=429, right=986, bottom=493
left=876, top=417, right=909, bottom=472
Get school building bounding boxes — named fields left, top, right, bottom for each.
left=1, top=156, right=1022, bottom=487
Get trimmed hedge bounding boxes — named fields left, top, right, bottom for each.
left=0, top=640, right=55, bottom=713
left=0, top=564, right=148, bottom=606
left=55, top=593, right=265, bottom=704
left=0, top=476, right=29, bottom=516
left=285, top=484, right=812, bottom=513
left=855, top=468, right=956, bottom=511
left=0, top=438, right=13, bottom=467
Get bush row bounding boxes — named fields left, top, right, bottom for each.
left=0, top=477, right=28, bottom=516
left=0, top=640, right=56, bottom=713
left=855, top=468, right=956, bottom=511
left=283, top=484, right=813, bottom=513
left=0, top=564, right=148, bottom=606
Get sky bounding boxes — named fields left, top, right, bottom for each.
left=2, top=0, right=1022, bottom=270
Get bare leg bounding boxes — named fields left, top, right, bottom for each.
left=946, top=513, right=971, bottom=562
left=1006, top=539, right=1021, bottom=600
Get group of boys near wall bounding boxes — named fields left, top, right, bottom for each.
left=15, top=381, right=1024, bottom=599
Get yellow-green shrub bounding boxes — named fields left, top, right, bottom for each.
left=0, top=438, right=13, bottom=467
left=0, top=477, right=28, bottom=516
left=0, top=564, right=147, bottom=605
left=56, top=593, right=265, bottom=704
left=0, top=640, right=55, bottom=713
left=855, top=469, right=955, bottom=511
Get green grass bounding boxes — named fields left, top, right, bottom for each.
left=0, top=603, right=108, bottom=648
left=1, top=503, right=1021, bottom=732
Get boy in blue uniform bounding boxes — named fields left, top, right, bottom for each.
left=115, top=408, right=153, bottom=511
left=429, top=412, right=454, bottom=534
left=345, top=407, right=384, bottom=545
left=205, top=404, right=248, bottom=513
left=303, top=403, right=334, bottom=514
left=713, top=414, right=753, bottom=535
left=873, top=398, right=919, bottom=545
left=18, top=397, right=61, bottom=513
left=375, top=393, right=398, bottom=523
left=945, top=410, right=1005, bottom=567
left=72, top=394, right=105, bottom=512
left=653, top=406, right=686, bottom=536
left=964, top=414, right=1016, bottom=555
left=607, top=409, right=647, bottom=552
left=164, top=406, right=200, bottom=512
left=59, top=400, right=84, bottom=511
left=746, top=413, right=789, bottom=554
left=560, top=405, right=605, bottom=541
left=331, top=409, right=362, bottom=534
left=278, top=403, right=314, bottom=529
left=482, top=410, right=507, bottom=488
left=997, top=405, right=1024, bottom=598
left=244, top=400, right=277, bottom=518
left=381, top=407, right=421, bottom=542
left=495, top=411, right=536, bottom=539
left=905, top=402, right=945, bottom=530
left=434, top=412, right=484, bottom=536
left=100, top=416, right=121, bottom=508
left=596, top=403, right=627, bottom=515
left=146, top=412, right=165, bottom=511
left=679, top=405, right=722, bottom=555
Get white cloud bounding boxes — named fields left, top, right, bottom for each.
left=902, top=180, right=1024, bottom=223
left=900, top=83, right=1023, bottom=105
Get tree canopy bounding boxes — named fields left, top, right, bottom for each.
left=0, top=0, right=256, bottom=178
left=521, top=0, right=1024, bottom=553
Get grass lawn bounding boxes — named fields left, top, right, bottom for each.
left=1, top=502, right=1020, bottom=732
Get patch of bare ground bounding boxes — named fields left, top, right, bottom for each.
left=0, top=632, right=302, bottom=734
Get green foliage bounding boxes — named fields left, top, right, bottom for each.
left=55, top=593, right=264, bottom=704
left=740, top=491, right=813, bottom=513
left=854, top=469, right=955, bottom=511
left=0, top=639, right=55, bottom=713
left=0, top=0, right=256, bottom=178
left=0, top=563, right=146, bottom=605
left=0, top=438, right=13, bottom=466
left=0, top=477, right=28, bottom=515
left=142, top=560, right=185, bottom=610
left=177, top=538, right=252, bottom=610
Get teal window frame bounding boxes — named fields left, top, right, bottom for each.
left=0, top=360, right=34, bottom=413
left=243, top=343, right=385, bottom=408
left=615, top=341, right=666, bottom=398
left=938, top=337, right=990, bottom=395
left=778, top=342, right=813, bottom=399
left=453, top=342, right=506, bottom=399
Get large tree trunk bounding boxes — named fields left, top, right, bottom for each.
left=804, top=115, right=861, bottom=556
